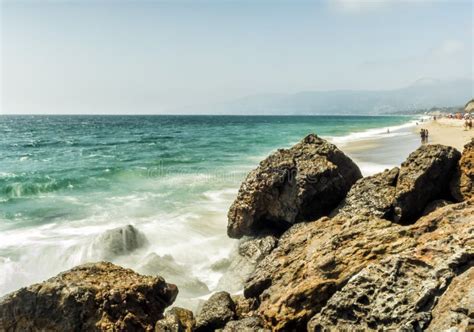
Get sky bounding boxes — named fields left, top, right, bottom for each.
left=0, top=0, right=473, bottom=114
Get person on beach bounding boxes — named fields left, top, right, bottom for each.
left=420, top=129, right=426, bottom=144
left=425, top=129, right=429, bottom=142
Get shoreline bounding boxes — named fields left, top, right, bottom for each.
left=414, top=118, right=473, bottom=151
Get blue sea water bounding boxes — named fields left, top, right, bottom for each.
left=0, top=115, right=415, bottom=306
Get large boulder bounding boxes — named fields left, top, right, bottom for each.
left=243, top=200, right=474, bottom=330
left=393, top=144, right=461, bottom=223
left=0, top=262, right=178, bottom=331
left=333, top=144, right=461, bottom=223
left=227, top=134, right=362, bottom=238
left=195, top=291, right=236, bottom=332
left=451, top=139, right=474, bottom=201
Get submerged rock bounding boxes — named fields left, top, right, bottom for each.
left=227, top=134, right=361, bottom=238
left=451, top=139, right=474, bottom=201
left=93, top=224, right=148, bottom=259
left=137, top=253, right=209, bottom=297
left=155, top=307, right=195, bottom=332
left=0, top=262, right=178, bottom=332
left=216, top=235, right=277, bottom=293
left=244, top=200, right=474, bottom=330
left=195, top=291, right=236, bottom=332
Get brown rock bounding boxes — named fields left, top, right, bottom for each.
left=393, top=144, right=460, bottom=223
left=227, top=134, right=362, bottom=238
left=426, top=266, right=474, bottom=332
left=244, top=201, right=474, bottom=330
left=0, top=262, right=178, bottom=332
left=451, top=139, right=474, bottom=201
left=217, top=316, right=270, bottom=332
left=155, top=307, right=195, bottom=332
left=331, top=167, right=399, bottom=219
left=195, top=291, right=236, bottom=332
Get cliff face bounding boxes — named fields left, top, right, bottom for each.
left=0, top=136, right=472, bottom=332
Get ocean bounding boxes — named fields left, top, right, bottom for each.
left=0, top=115, right=417, bottom=308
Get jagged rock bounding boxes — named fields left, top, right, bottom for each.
left=0, top=262, right=178, bottom=332
left=393, top=144, right=460, bottom=223
left=217, top=316, right=270, bottom=332
left=155, top=307, right=195, bottom=332
left=238, top=235, right=278, bottom=263
left=333, top=145, right=461, bottom=223
left=227, top=134, right=362, bottom=238
left=244, top=201, right=474, bottom=330
left=93, top=224, right=148, bottom=259
left=231, top=295, right=259, bottom=319
left=331, top=167, right=399, bottom=219
left=421, top=199, right=452, bottom=216
left=216, top=235, right=277, bottom=293
left=137, top=253, right=209, bottom=297
left=426, top=267, right=474, bottom=331
left=307, top=252, right=472, bottom=331
left=451, top=139, right=474, bottom=201
left=195, top=292, right=236, bottom=332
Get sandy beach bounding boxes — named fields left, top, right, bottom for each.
left=415, top=118, right=473, bottom=151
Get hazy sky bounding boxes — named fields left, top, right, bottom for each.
left=1, top=0, right=472, bottom=114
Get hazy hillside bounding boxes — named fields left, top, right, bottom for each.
left=199, top=78, right=473, bottom=115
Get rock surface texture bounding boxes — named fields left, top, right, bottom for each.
left=334, top=144, right=461, bottom=222
left=227, top=134, right=362, bottom=238
left=0, top=262, right=178, bottom=332
left=451, top=139, right=474, bottom=201
left=244, top=201, right=474, bottom=330
left=195, top=292, right=236, bottom=332
left=155, top=307, right=195, bottom=332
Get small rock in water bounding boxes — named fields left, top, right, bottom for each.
left=137, top=253, right=210, bottom=297
left=92, top=224, right=148, bottom=260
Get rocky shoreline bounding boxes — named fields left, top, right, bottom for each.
left=1, top=135, right=473, bottom=331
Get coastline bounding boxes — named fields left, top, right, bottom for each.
left=414, top=118, right=474, bottom=151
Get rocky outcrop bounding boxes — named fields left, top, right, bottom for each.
left=451, top=139, right=474, bottom=201
left=137, top=253, right=209, bottom=297
left=195, top=292, right=236, bottom=332
left=393, top=144, right=460, bottom=223
left=426, top=267, right=474, bottom=331
left=92, top=224, right=148, bottom=260
left=243, top=201, right=473, bottom=330
left=218, top=316, right=269, bottom=332
left=0, top=262, right=178, bottom=332
left=331, top=167, right=399, bottom=219
left=155, top=307, right=195, bottom=332
left=333, top=145, right=461, bottom=223
left=227, top=134, right=362, bottom=238
left=217, top=235, right=277, bottom=293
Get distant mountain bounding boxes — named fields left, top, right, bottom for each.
left=199, top=78, right=473, bottom=115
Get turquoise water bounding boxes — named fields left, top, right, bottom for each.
left=0, top=115, right=413, bottom=305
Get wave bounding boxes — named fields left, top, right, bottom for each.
left=327, top=117, right=418, bottom=145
